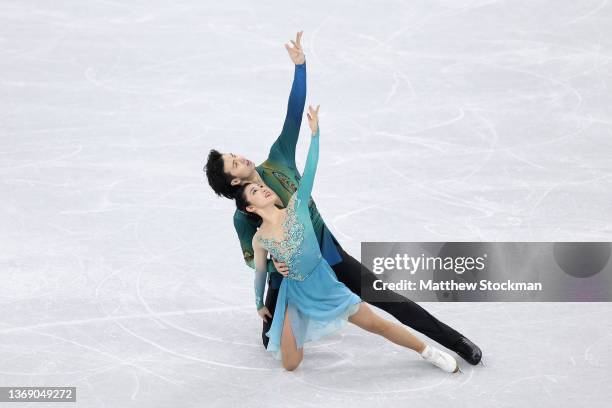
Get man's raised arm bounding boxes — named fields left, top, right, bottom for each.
left=268, top=31, right=306, bottom=168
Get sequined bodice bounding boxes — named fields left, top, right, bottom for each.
left=256, top=193, right=311, bottom=281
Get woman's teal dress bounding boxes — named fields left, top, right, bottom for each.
left=254, top=127, right=362, bottom=360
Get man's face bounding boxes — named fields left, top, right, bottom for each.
left=221, top=153, right=255, bottom=185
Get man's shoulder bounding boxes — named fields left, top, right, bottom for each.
left=259, top=158, right=297, bottom=176
left=233, top=208, right=243, bottom=220
left=233, top=208, right=249, bottom=225
left=233, top=208, right=261, bottom=229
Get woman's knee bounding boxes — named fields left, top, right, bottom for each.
left=282, top=353, right=303, bottom=371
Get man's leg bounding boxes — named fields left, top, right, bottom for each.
left=331, top=246, right=481, bottom=364
left=262, top=285, right=280, bottom=349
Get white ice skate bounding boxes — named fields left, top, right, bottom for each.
left=420, top=345, right=460, bottom=373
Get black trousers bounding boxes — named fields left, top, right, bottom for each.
left=261, top=246, right=464, bottom=350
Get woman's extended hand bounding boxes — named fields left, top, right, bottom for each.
left=285, top=30, right=305, bottom=65
left=307, top=104, right=320, bottom=134
left=258, top=306, right=272, bottom=323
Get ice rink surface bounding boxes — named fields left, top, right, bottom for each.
left=1, top=0, right=612, bottom=407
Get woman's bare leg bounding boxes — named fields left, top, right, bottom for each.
left=348, top=302, right=426, bottom=353
left=280, top=308, right=303, bottom=371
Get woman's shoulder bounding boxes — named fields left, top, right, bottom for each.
left=252, top=229, right=262, bottom=246
left=252, top=225, right=270, bottom=247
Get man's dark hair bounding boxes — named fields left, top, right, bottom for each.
left=204, top=149, right=237, bottom=199
left=234, top=183, right=263, bottom=223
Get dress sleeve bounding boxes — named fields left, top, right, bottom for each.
left=252, top=237, right=268, bottom=310
left=267, top=62, right=307, bottom=168
left=296, top=126, right=320, bottom=203
left=254, top=269, right=266, bottom=310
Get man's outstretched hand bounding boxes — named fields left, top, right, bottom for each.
left=285, top=30, right=305, bottom=65
left=272, top=256, right=289, bottom=277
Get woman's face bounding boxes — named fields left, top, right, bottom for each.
left=245, top=184, right=278, bottom=213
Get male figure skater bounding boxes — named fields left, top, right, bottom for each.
left=204, top=31, right=482, bottom=365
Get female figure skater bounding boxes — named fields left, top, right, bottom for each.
left=234, top=105, right=460, bottom=373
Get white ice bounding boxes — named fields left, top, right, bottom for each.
left=1, top=0, right=612, bottom=407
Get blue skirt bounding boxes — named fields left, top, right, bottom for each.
left=265, top=258, right=362, bottom=360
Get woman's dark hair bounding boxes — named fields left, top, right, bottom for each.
left=204, top=149, right=238, bottom=199
left=234, top=182, right=262, bottom=223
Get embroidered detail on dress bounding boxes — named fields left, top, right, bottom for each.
left=272, top=171, right=298, bottom=195
left=256, top=193, right=306, bottom=280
